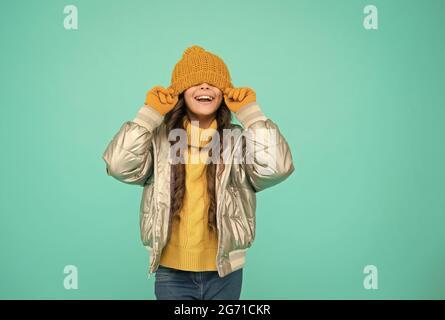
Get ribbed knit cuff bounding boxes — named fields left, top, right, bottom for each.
left=234, top=102, right=268, bottom=128
left=132, top=105, right=164, bottom=131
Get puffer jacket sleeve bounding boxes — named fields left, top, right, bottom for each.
left=234, top=102, right=295, bottom=192
left=102, top=105, right=164, bottom=186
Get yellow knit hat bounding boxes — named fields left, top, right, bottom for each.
left=170, top=45, right=233, bottom=95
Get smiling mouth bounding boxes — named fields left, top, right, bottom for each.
left=194, top=95, right=215, bottom=103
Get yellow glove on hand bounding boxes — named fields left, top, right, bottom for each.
left=223, top=87, right=256, bottom=113
left=144, top=86, right=179, bottom=115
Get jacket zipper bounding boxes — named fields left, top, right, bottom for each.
left=148, top=139, right=159, bottom=280
left=215, top=134, right=243, bottom=277
left=215, top=168, right=228, bottom=277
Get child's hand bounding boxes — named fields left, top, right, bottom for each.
left=144, top=86, right=179, bottom=115
left=223, top=87, right=256, bottom=112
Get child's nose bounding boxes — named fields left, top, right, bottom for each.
left=199, top=83, right=210, bottom=89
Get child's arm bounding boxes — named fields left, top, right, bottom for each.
left=224, top=87, right=295, bottom=192
left=102, top=86, right=178, bottom=186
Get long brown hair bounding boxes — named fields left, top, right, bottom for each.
left=163, top=93, right=232, bottom=243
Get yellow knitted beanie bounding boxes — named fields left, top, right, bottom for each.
left=170, top=45, right=233, bottom=95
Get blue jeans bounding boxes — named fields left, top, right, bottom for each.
left=154, top=265, right=243, bottom=300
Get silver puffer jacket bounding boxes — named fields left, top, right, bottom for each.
left=102, top=102, right=294, bottom=278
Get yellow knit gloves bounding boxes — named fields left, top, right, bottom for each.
left=145, top=86, right=179, bottom=115
left=144, top=85, right=257, bottom=116
left=223, top=87, right=256, bottom=112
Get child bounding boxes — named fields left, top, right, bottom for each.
left=103, top=45, right=294, bottom=300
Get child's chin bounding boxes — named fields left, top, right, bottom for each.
left=196, top=111, right=216, bottom=117
left=192, top=104, right=218, bottom=115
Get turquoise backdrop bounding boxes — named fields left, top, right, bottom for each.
left=1, top=0, right=444, bottom=299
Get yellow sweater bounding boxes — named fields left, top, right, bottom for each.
left=159, top=116, right=219, bottom=271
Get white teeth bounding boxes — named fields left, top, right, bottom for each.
left=195, top=95, right=214, bottom=101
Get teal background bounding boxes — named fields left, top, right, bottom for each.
left=1, top=0, right=444, bottom=299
